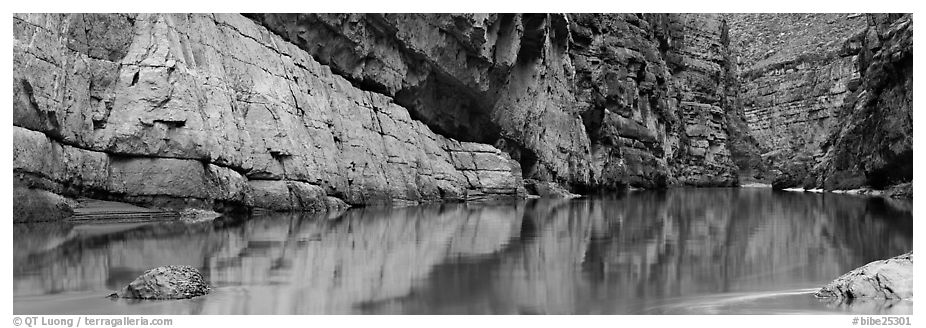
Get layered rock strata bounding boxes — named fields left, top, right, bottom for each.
left=250, top=14, right=741, bottom=190
left=246, top=13, right=595, bottom=188
left=727, top=13, right=913, bottom=192
left=765, top=14, right=913, bottom=190
left=13, top=13, right=525, bottom=217
left=569, top=14, right=740, bottom=187
left=14, top=13, right=749, bottom=217
left=728, top=14, right=866, bottom=159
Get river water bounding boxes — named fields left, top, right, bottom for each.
left=13, top=188, right=913, bottom=314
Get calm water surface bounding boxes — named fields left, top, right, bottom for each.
left=14, top=188, right=913, bottom=314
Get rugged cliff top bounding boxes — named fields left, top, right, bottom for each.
left=727, top=13, right=867, bottom=78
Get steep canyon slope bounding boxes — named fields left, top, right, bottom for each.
left=727, top=13, right=912, bottom=192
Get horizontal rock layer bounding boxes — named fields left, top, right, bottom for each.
left=250, top=13, right=741, bottom=190
left=767, top=14, right=913, bottom=190
left=728, top=14, right=867, bottom=169
left=14, top=13, right=749, bottom=216
left=13, top=13, right=525, bottom=214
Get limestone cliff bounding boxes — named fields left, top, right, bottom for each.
left=728, top=14, right=913, bottom=191
left=570, top=14, right=739, bottom=188
left=250, top=13, right=740, bottom=190
left=14, top=13, right=750, bottom=218
left=808, top=14, right=913, bottom=191
left=727, top=14, right=867, bottom=181
left=727, top=14, right=912, bottom=192
left=13, top=13, right=526, bottom=220
left=246, top=14, right=595, bottom=189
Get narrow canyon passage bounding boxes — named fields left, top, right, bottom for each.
left=11, top=12, right=914, bottom=315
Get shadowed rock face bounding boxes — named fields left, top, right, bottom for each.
left=570, top=14, right=739, bottom=188
left=729, top=13, right=866, bottom=161
left=814, top=251, right=912, bottom=300
left=113, top=265, right=210, bottom=299
left=246, top=13, right=594, bottom=188
left=728, top=13, right=913, bottom=191
left=809, top=14, right=913, bottom=191
left=249, top=13, right=742, bottom=190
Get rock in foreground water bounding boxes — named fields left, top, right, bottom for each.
left=814, top=251, right=912, bottom=299
left=112, top=265, right=210, bottom=299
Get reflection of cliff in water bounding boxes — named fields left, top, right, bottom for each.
left=13, top=189, right=912, bottom=314
left=386, top=189, right=912, bottom=314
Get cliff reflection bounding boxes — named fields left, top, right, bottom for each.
left=13, top=189, right=912, bottom=314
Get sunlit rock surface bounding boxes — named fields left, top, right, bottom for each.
left=13, top=13, right=524, bottom=213
left=815, top=251, right=912, bottom=300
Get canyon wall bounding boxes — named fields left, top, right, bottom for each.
left=569, top=14, right=738, bottom=188
left=729, top=14, right=866, bottom=160
left=13, top=13, right=526, bottom=219
left=250, top=13, right=740, bottom=190
left=14, top=13, right=747, bottom=217
left=727, top=13, right=912, bottom=191
left=797, top=14, right=913, bottom=191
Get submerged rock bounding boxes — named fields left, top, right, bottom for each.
left=814, top=251, right=912, bottom=299
left=111, top=265, right=210, bottom=299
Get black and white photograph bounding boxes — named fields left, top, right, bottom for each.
left=7, top=1, right=917, bottom=322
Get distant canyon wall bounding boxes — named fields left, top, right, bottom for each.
left=727, top=13, right=912, bottom=191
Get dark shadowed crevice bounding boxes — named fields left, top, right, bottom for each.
left=392, top=70, right=502, bottom=144
left=866, top=149, right=913, bottom=189
left=246, top=13, right=505, bottom=145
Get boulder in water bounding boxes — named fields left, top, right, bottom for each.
left=814, top=251, right=912, bottom=299
left=111, top=265, right=210, bottom=299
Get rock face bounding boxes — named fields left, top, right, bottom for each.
left=808, top=14, right=913, bottom=191
left=113, top=265, right=210, bottom=299
left=569, top=14, right=739, bottom=188
left=19, top=13, right=906, bottom=215
left=727, top=14, right=912, bottom=191
left=250, top=13, right=741, bottom=190
left=729, top=14, right=865, bottom=160
left=13, top=13, right=748, bottom=216
left=815, top=251, right=913, bottom=299
left=13, top=13, right=525, bottom=213
left=247, top=14, right=595, bottom=189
